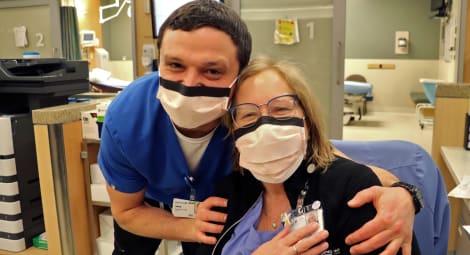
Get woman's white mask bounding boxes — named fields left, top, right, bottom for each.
left=234, top=116, right=307, bottom=184
left=157, top=77, right=236, bottom=129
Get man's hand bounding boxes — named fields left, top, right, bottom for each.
left=193, top=196, right=228, bottom=244
left=345, top=186, right=414, bottom=255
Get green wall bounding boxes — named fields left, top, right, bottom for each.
left=101, top=0, right=132, bottom=61
left=0, top=5, right=51, bottom=58
left=346, top=0, right=440, bottom=59
left=246, top=18, right=333, bottom=129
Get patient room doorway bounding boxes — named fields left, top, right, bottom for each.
left=342, top=0, right=443, bottom=150
left=239, top=0, right=345, bottom=139
left=99, top=0, right=135, bottom=82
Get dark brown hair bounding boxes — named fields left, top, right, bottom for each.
left=157, top=0, right=252, bottom=72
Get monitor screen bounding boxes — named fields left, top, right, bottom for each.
left=430, top=0, right=445, bottom=11
left=150, top=0, right=224, bottom=38
left=83, top=33, right=94, bottom=41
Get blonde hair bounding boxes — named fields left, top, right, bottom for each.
left=225, top=56, right=335, bottom=170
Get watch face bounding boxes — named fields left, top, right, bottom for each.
left=414, top=186, right=424, bottom=207
left=393, top=182, right=424, bottom=212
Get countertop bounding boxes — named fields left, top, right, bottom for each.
left=436, top=82, right=470, bottom=98
left=32, top=93, right=116, bottom=125
left=440, top=146, right=470, bottom=210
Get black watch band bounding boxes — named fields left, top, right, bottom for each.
left=391, top=181, right=424, bottom=214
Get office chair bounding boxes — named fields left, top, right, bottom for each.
left=343, top=74, right=373, bottom=125
left=331, top=139, right=450, bottom=255
left=416, top=79, right=442, bottom=129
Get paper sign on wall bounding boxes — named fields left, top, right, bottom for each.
left=13, top=26, right=28, bottom=47
left=274, top=18, right=299, bottom=45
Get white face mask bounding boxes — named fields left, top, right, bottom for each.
left=234, top=116, right=307, bottom=184
left=157, top=77, right=236, bottom=129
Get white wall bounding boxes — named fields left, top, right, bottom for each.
left=437, top=0, right=462, bottom=82
left=109, top=60, right=134, bottom=81
left=345, top=59, right=439, bottom=112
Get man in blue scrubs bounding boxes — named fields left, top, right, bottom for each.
left=98, top=1, right=418, bottom=254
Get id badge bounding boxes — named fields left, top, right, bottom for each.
left=172, top=198, right=199, bottom=218
left=282, top=200, right=324, bottom=233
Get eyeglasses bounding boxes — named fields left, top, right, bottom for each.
left=229, top=94, right=299, bottom=128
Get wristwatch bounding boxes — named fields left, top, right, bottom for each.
left=391, top=181, right=424, bottom=214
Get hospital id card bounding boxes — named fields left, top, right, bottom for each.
left=172, top=198, right=199, bottom=218
left=282, top=200, right=324, bottom=233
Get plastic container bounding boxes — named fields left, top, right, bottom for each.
left=96, top=101, right=110, bottom=138
left=32, top=232, right=47, bottom=250
left=22, top=51, right=40, bottom=59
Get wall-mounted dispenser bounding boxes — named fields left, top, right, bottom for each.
left=142, top=44, right=156, bottom=74
left=395, top=31, right=409, bottom=54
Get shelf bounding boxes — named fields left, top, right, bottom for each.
left=93, top=201, right=111, bottom=207
left=83, top=138, right=101, bottom=144
left=0, top=247, right=47, bottom=255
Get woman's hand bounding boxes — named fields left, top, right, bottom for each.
left=346, top=186, right=415, bottom=255
left=193, top=196, right=228, bottom=244
left=253, top=222, right=329, bottom=255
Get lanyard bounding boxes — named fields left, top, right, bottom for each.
left=296, top=181, right=310, bottom=210
left=184, top=175, right=197, bottom=201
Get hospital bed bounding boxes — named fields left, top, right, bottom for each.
left=343, top=79, right=373, bottom=125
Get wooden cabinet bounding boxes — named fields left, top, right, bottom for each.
left=431, top=88, right=470, bottom=253
left=34, top=121, right=94, bottom=255
left=32, top=96, right=114, bottom=255
left=440, top=146, right=470, bottom=255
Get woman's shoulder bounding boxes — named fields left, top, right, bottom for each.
left=317, top=156, right=382, bottom=190
left=328, top=156, right=375, bottom=177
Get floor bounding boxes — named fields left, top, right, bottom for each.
left=342, top=111, right=433, bottom=153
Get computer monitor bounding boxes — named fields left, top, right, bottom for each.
left=80, top=30, right=99, bottom=47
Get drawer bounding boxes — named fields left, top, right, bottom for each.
left=0, top=201, right=21, bottom=215
left=456, top=225, right=470, bottom=255
left=0, top=116, right=14, bottom=155
left=0, top=181, right=19, bottom=196
left=0, top=158, right=17, bottom=176
left=461, top=203, right=470, bottom=225
left=456, top=203, right=470, bottom=255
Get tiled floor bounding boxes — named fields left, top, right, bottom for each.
left=342, top=111, right=433, bottom=153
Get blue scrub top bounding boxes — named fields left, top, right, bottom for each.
left=98, top=72, right=234, bottom=205
left=221, top=195, right=282, bottom=255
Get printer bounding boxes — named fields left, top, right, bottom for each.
left=0, top=58, right=89, bottom=113
left=0, top=58, right=89, bottom=251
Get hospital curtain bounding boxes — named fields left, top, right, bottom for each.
left=60, top=6, right=82, bottom=60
